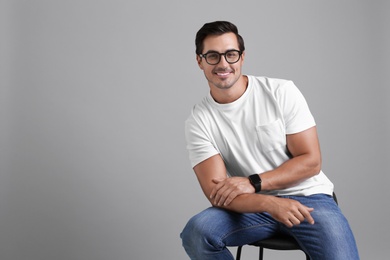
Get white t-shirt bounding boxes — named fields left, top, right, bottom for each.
left=185, top=75, right=334, bottom=196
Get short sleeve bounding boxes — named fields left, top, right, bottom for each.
left=276, top=81, right=316, bottom=134
left=185, top=112, right=219, bottom=168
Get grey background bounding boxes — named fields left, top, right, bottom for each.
left=1, top=0, right=389, bottom=259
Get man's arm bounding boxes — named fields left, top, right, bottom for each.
left=209, top=126, right=321, bottom=207
left=194, top=154, right=315, bottom=227
left=261, top=126, right=322, bottom=190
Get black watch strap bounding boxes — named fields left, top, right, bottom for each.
left=248, top=174, right=262, bottom=192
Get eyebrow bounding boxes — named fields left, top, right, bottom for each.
left=204, top=48, right=239, bottom=54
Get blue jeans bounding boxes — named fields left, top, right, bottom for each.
left=181, top=194, right=359, bottom=259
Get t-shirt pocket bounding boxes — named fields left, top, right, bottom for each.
left=256, top=119, right=286, bottom=153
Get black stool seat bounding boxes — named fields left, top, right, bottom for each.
left=236, top=234, right=309, bottom=260
left=251, top=235, right=301, bottom=250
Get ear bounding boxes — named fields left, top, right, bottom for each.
left=240, top=51, right=245, bottom=63
left=196, top=55, right=204, bottom=70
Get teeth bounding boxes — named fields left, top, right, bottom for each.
left=217, top=72, right=230, bottom=76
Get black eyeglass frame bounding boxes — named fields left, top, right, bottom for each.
left=199, top=49, right=242, bottom=65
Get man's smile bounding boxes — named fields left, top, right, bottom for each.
left=216, top=72, right=231, bottom=76
left=214, top=69, right=233, bottom=78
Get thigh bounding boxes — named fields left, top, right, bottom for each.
left=183, top=207, right=279, bottom=247
left=284, top=194, right=359, bottom=260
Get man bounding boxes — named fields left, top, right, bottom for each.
left=180, top=21, right=359, bottom=259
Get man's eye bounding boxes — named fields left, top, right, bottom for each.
left=227, top=52, right=238, bottom=58
left=207, top=53, right=219, bottom=60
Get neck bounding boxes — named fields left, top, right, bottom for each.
left=210, top=75, right=248, bottom=104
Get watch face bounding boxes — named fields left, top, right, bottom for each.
left=249, top=174, right=261, bottom=192
left=250, top=174, right=260, bottom=183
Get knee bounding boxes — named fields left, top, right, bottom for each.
left=180, top=208, right=224, bottom=252
left=180, top=214, right=208, bottom=257
left=181, top=213, right=208, bottom=247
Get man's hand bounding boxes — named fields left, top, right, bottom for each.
left=210, top=177, right=255, bottom=206
left=266, top=196, right=315, bottom=228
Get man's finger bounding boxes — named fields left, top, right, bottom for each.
left=290, top=216, right=301, bottom=226
left=209, top=179, right=225, bottom=199
left=213, top=189, right=233, bottom=206
left=223, top=191, right=238, bottom=206
left=301, top=207, right=315, bottom=224
left=214, top=185, right=229, bottom=205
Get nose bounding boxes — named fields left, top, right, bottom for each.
left=216, top=54, right=230, bottom=66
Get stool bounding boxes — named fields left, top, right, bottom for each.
left=235, top=234, right=309, bottom=260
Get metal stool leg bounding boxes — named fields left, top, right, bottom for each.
left=259, top=246, right=264, bottom=260
left=236, top=246, right=243, bottom=260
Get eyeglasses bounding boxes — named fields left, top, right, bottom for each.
left=199, top=50, right=242, bottom=65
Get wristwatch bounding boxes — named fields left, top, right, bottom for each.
left=248, top=174, right=262, bottom=193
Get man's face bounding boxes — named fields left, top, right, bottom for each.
left=197, top=32, right=245, bottom=91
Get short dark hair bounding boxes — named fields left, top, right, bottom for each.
left=195, top=21, right=245, bottom=55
